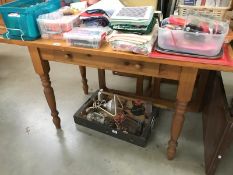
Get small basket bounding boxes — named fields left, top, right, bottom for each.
left=178, top=2, right=232, bottom=20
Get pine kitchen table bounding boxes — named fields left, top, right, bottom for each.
left=0, top=37, right=233, bottom=175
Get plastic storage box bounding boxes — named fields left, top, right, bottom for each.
left=37, top=10, right=79, bottom=38
left=158, top=17, right=229, bottom=57
left=63, top=27, right=107, bottom=48
left=0, top=0, right=61, bottom=40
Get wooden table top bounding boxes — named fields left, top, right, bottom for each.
left=0, top=37, right=233, bottom=72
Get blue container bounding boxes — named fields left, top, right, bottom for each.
left=0, top=0, right=61, bottom=40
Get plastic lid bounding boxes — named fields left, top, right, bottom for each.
left=38, top=10, right=79, bottom=24
left=63, top=27, right=107, bottom=41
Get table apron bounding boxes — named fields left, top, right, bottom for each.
left=39, top=48, right=182, bottom=80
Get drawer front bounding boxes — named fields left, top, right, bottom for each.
left=39, top=49, right=181, bottom=80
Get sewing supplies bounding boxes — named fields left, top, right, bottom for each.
left=158, top=15, right=229, bottom=57
left=37, top=7, right=80, bottom=39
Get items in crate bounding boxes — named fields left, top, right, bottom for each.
left=107, top=24, right=158, bottom=55
left=63, top=27, right=109, bottom=48
left=37, top=7, right=80, bottom=39
left=79, top=9, right=110, bottom=27
left=74, top=90, right=159, bottom=146
left=0, top=0, right=61, bottom=40
left=157, top=15, right=229, bottom=57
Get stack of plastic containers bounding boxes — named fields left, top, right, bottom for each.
left=63, top=27, right=107, bottom=48
left=37, top=10, right=79, bottom=40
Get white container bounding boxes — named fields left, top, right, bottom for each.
left=37, top=11, right=79, bottom=36
left=63, top=27, right=106, bottom=48
left=158, top=20, right=229, bottom=56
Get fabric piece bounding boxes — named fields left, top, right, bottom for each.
left=111, top=15, right=157, bottom=34
left=107, top=24, right=158, bottom=55
left=110, top=6, right=154, bottom=26
left=107, top=24, right=158, bottom=44
left=110, top=38, right=155, bottom=55
left=80, top=11, right=110, bottom=27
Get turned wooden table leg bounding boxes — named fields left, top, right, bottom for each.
left=167, top=67, right=198, bottom=160
left=79, top=66, right=88, bottom=94
left=98, top=69, right=107, bottom=90
left=40, top=73, right=61, bottom=129
left=28, top=47, right=61, bottom=129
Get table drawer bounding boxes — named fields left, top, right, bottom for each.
left=39, top=49, right=181, bottom=80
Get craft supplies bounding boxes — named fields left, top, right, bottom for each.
left=107, top=23, right=158, bottom=55
left=63, top=27, right=108, bottom=48
left=111, top=14, right=157, bottom=35
left=110, top=6, right=154, bottom=26
left=108, top=6, right=158, bottom=55
left=37, top=8, right=80, bottom=39
left=79, top=9, right=110, bottom=27
left=158, top=15, right=229, bottom=57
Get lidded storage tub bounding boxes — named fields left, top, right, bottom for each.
left=63, top=27, right=107, bottom=48
left=37, top=10, right=79, bottom=39
left=158, top=15, right=229, bottom=57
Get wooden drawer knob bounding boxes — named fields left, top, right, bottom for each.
left=64, top=53, right=72, bottom=59
left=135, top=64, right=142, bottom=69
left=124, top=62, right=130, bottom=66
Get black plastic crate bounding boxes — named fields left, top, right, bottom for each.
left=74, top=90, right=159, bottom=147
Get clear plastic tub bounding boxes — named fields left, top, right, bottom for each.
left=158, top=18, right=229, bottom=56
left=63, top=27, right=107, bottom=48
left=37, top=11, right=79, bottom=35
